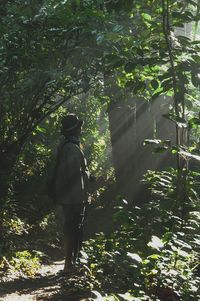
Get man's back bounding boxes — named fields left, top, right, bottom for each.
left=55, top=141, right=87, bottom=205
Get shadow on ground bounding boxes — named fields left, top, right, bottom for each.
left=0, top=203, right=119, bottom=301
left=0, top=269, right=91, bottom=301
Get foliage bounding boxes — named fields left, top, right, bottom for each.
left=0, top=0, right=109, bottom=202
left=1, top=0, right=199, bottom=202
left=105, top=0, right=200, bottom=101
left=8, top=93, right=111, bottom=224
left=2, top=165, right=200, bottom=298
left=0, top=2, right=200, bottom=300
left=0, top=210, right=61, bottom=278
left=80, top=168, right=200, bottom=301
left=102, top=0, right=200, bottom=171
left=0, top=0, right=105, bottom=152
left=10, top=250, right=41, bottom=277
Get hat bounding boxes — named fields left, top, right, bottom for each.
left=61, top=114, right=84, bottom=132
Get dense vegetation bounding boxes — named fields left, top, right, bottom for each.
left=0, top=0, right=200, bottom=300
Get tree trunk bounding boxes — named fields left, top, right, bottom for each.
left=107, top=95, right=176, bottom=203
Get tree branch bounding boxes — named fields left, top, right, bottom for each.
left=162, top=0, right=181, bottom=170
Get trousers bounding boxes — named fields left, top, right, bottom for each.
left=62, top=203, right=85, bottom=262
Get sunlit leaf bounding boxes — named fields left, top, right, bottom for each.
left=147, top=236, right=164, bottom=251
left=143, top=139, right=162, bottom=145
left=118, top=293, right=139, bottom=301
left=177, top=249, right=189, bottom=257
left=179, top=150, right=200, bottom=161
left=92, top=291, right=104, bottom=300
left=148, top=254, right=160, bottom=259
left=80, top=250, right=88, bottom=259
left=36, top=126, right=46, bottom=133
left=127, top=252, right=142, bottom=263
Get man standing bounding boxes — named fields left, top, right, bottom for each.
left=55, top=114, right=89, bottom=273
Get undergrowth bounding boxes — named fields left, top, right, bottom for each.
left=0, top=210, right=61, bottom=277
left=1, top=168, right=200, bottom=301
left=80, top=168, right=200, bottom=301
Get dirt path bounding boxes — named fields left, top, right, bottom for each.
left=0, top=259, right=92, bottom=301
left=0, top=205, right=117, bottom=301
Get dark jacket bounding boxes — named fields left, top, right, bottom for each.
left=55, top=138, right=89, bottom=205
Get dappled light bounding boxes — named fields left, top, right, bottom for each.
left=1, top=1, right=200, bottom=301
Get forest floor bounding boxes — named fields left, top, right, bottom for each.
left=0, top=258, right=92, bottom=301
left=0, top=203, right=116, bottom=301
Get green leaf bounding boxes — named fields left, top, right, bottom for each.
left=148, top=254, right=160, bottom=260
left=179, top=149, right=200, bottom=161
left=172, top=11, right=194, bottom=22
left=36, top=126, right=46, bottom=133
left=112, top=24, right=123, bottom=33
left=147, top=236, right=164, bottom=251
left=118, top=293, right=137, bottom=301
left=127, top=252, right=142, bottom=263
left=105, top=54, right=123, bottom=68
left=188, top=117, right=200, bottom=128
left=191, top=40, right=200, bottom=45
left=143, top=139, right=162, bottom=145
left=92, top=291, right=104, bottom=299
left=151, top=79, right=159, bottom=90
left=171, top=147, right=178, bottom=154
left=144, top=139, right=171, bottom=147
left=177, top=249, right=189, bottom=257
left=142, top=13, right=152, bottom=22
left=191, top=73, right=200, bottom=87
left=191, top=54, right=200, bottom=63
left=151, top=89, right=163, bottom=100
left=186, top=0, right=198, bottom=6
